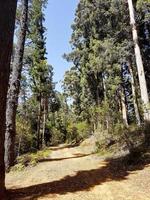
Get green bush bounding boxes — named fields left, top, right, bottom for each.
left=11, top=148, right=51, bottom=171
left=16, top=116, right=34, bottom=155
left=67, top=121, right=91, bottom=143
left=95, top=122, right=148, bottom=155
left=48, top=127, right=64, bottom=146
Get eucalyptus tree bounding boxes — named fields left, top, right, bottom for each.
left=63, top=0, right=150, bottom=132
left=136, top=0, right=150, bottom=93
left=64, top=0, right=131, bottom=126
left=127, top=0, right=150, bottom=121
left=5, top=0, right=29, bottom=171
left=0, top=1, right=17, bottom=198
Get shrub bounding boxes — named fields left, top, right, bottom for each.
left=16, top=116, right=34, bottom=155
left=48, top=127, right=64, bottom=146
left=11, top=148, right=51, bottom=171
left=95, top=121, right=148, bottom=156
left=67, top=121, right=91, bottom=143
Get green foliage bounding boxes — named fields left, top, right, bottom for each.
left=95, top=122, right=148, bottom=155
left=63, top=0, right=133, bottom=126
left=11, top=148, right=50, bottom=171
left=14, top=0, right=150, bottom=161
left=50, top=127, right=64, bottom=146
left=63, top=0, right=150, bottom=152
left=16, top=115, right=34, bottom=155
left=67, top=121, right=91, bottom=143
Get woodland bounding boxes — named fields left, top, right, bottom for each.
left=0, top=0, right=150, bottom=199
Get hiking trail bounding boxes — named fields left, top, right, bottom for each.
left=6, top=137, right=150, bottom=200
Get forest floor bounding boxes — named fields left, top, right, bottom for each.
left=6, top=136, right=150, bottom=200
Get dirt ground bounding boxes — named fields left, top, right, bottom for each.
left=6, top=137, right=150, bottom=200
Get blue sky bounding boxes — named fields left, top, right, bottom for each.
left=44, top=0, right=79, bottom=91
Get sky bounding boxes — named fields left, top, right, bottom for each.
left=44, top=0, right=79, bottom=91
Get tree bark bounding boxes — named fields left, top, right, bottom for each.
left=41, top=94, right=49, bottom=147
left=42, top=99, right=46, bottom=147
left=128, top=61, right=141, bottom=126
left=0, top=1, right=17, bottom=198
left=5, top=0, right=28, bottom=171
left=127, top=0, right=150, bottom=121
left=17, top=137, right=22, bottom=157
left=37, top=95, right=42, bottom=150
left=121, top=87, right=129, bottom=127
left=102, top=73, right=107, bottom=101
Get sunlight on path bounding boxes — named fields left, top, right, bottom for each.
left=6, top=138, right=150, bottom=200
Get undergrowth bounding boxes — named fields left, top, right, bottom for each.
left=10, top=148, right=51, bottom=172
left=95, top=122, right=150, bottom=157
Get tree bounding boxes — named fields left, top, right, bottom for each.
left=127, top=0, right=150, bottom=121
left=5, top=0, right=29, bottom=171
left=0, top=1, right=17, bottom=198
left=136, top=0, right=150, bottom=94
left=64, top=0, right=130, bottom=126
left=128, top=60, right=141, bottom=125
left=29, top=0, right=47, bottom=149
left=63, top=68, right=82, bottom=119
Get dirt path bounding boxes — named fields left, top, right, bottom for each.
left=6, top=138, right=150, bottom=200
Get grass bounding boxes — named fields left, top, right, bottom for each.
left=11, top=148, right=51, bottom=172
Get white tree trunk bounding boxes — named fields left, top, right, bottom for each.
left=121, top=87, right=128, bottom=127
left=127, top=0, right=150, bottom=121
left=128, top=61, right=141, bottom=125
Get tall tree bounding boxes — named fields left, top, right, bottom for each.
left=0, top=1, right=17, bottom=198
left=127, top=0, right=150, bottom=121
left=29, top=0, right=50, bottom=149
left=120, top=86, right=129, bottom=127
left=5, top=0, right=29, bottom=171
left=128, top=60, right=141, bottom=125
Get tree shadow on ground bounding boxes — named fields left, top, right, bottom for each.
left=8, top=151, right=150, bottom=200
left=49, top=143, right=81, bottom=151
left=38, top=153, right=94, bottom=162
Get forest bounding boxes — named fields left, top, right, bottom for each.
left=0, top=0, right=150, bottom=199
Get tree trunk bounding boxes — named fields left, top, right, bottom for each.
left=102, top=73, right=107, bottom=101
left=121, top=87, right=129, bottom=127
left=42, top=95, right=49, bottom=147
left=5, top=0, right=28, bottom=171
left=102, top=73, right=109, bottom=129
left=42, top=98, right=46, bottom=147
left=128, top=60, right=141, bottom=126
left=37, top=95, right=42, bottom=150
left=127, top=0, right=150, bottom=121
left=0, top=1, right=17, bottom=198
left=17, top=137, right=22, bottom=157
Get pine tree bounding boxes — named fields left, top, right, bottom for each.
left=29, top=0, right=55, bottom=149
